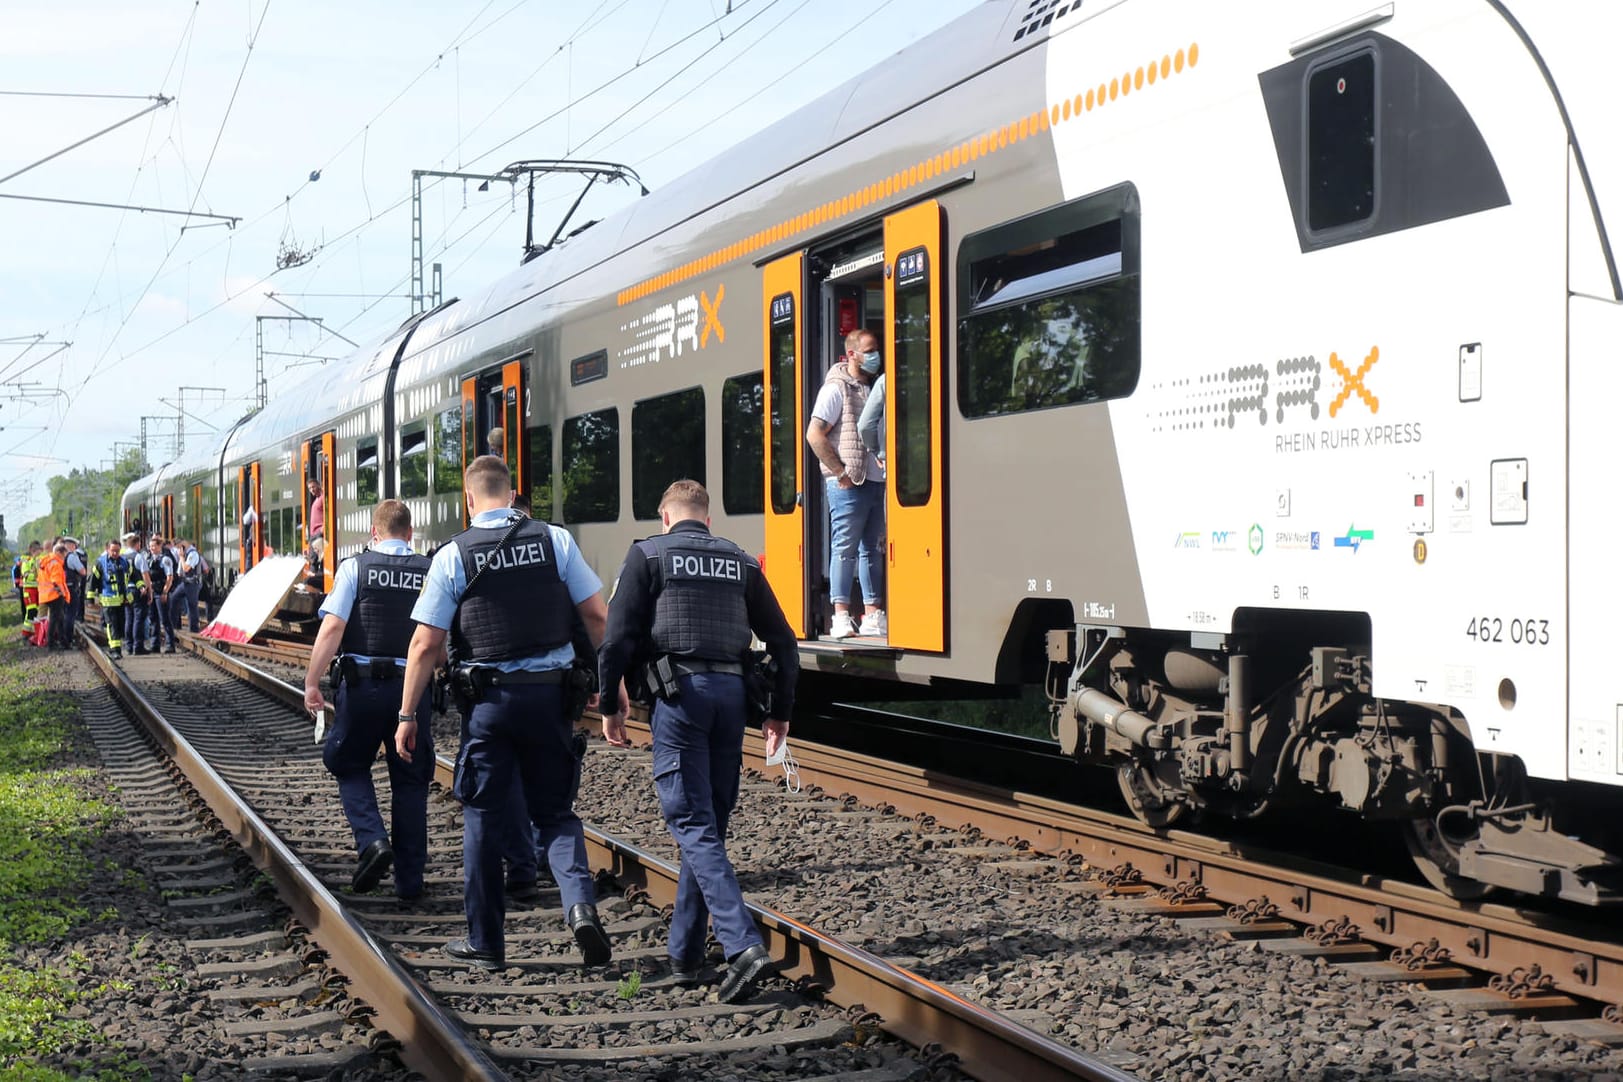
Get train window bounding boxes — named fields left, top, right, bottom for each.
left=562, top=408, right=619, bottom=523
left=957, top=184, right=1140, bottom=419
left=356, top=437, right=379, bottom=505
left=892, top=248, right=932, bottom=508
left=1306, top=50, right=1376, bottom=233
left=433, top=407, right=462, bottom=495
left=400, top=423, right=429, bottom=499
left=631, top=388, right=705, bottom=520
left=721, top=372, right=764, bottom=515
left=767, top=293, right=797, bottom=514
left=529, top=425, right=553, bottom=522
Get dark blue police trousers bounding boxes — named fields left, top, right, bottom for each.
left=653, top=671, right=763, bottom=966
left=323, top=674, right=434, bottom=897
left=455, top=682, right=595, bottom=958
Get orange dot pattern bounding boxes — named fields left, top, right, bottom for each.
left=616, top=40, right=1201, bottom=307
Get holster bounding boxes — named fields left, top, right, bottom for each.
left=743, top=650, right=777, bottom=728
left=431, top=667, right=450, bottom=716
left=642, top=655, right=682, bottom=702
left=564, top=658, right=597, bottom=723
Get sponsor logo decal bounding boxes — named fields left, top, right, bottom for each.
left=617, top=284, right=726, bottom=370
left=1248, top=523, right=1264, bottom=555
left=1210, top=529, right=1239, bottom=552
left=1174, top=531, right=1201, bottom=549
left=1335, top=524, right=1374, bottom=552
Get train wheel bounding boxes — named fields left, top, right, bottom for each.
left=1403, top=816, right=1493, bottom=901
left=1116, top=760, right=1187, bottom=828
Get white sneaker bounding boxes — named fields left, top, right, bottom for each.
left=829, top=613, right=857, bottom=640
left=858, top=610, right=887, bottom=637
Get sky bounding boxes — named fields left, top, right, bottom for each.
left=0, top=0, right=984, bottom=524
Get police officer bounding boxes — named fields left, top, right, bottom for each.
left=396, top=455, right=618, bottom=971
left=119, top=533, right=143, bottom=650
left=139, top=535, right=178, bottom=654
left=88, top=539, right=130, bottom=659
left=304, top=500, right=434, bottom=899
left=598, top=479, right=798, bottom=1004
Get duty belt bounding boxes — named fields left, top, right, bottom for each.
left=335, top=656, right=405, bottom=682
left=450, top=665, right=568, bottom=703
left=671, top=659, right=744, bottom=677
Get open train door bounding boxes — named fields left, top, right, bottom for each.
left=236, top=462, right=263, bottom=575
left=460, top=359, right=528, bottom=526
left=162, top=494, right=176, bottom=541
left=883, top=200, right=946, bottom=652
left=299, top=432, right=337, bottom=593
left=762, top=253, right=806, bottom=636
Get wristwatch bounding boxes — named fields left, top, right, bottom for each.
left=397, top=711, right=416, bottom=723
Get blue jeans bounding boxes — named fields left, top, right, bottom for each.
left=825, top=477, right=885, bottom=606
left=652, top=672, right=759, bottom=964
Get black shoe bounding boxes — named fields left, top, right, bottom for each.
left=163, top=643, right=177, bottom=654
left=505, top=879, right=541, bottom=904
left=352, top=839, right=394, bottom=893
left=566, top=903, right=612, bottom=967
left=717, top=944, right=775, bottom=1004
left=669, top=957, right=705, bottom=987
left=132, top=646, right=148, bottom=656
left=445, top=938, right=504, bottom=971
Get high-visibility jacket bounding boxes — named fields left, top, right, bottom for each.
left=21, top=554, right=38, bottom=588
left=37, top=552, right=69, bottom=605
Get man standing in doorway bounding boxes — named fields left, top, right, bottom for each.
left=805, top=328, right=886, bottom=639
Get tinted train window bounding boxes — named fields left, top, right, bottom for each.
left=768, top=294, right=797, bottom=514
left=400, top=424, right=429, bottom=499
left=1307, top=50, right=1376, bottom=233
left=356, top=438, right=379, bottom=505
left=892, top=248, right=932, bottom=507
left=958, top=184, right=1140, bottom=419
left=529, top=425, right=553, bottom=522
left=433, top=407, right=462, bottom=495
left=632, top=388, right=705, bottom=520
left=562, top=408, right=619, bottom=523
left=721, top=372, right=764, bottom=515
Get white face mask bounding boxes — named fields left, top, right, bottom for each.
left=858, top=350, right=883, bottom=375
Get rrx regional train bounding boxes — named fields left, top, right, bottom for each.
left=124, top=2, right=1623, bottom=904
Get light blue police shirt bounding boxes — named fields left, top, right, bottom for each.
left=320, top=538, right=416, bottom=667
left=410, top=509, right=601, bottom=673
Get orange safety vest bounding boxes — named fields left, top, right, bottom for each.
left=37, top=552, right=69, bottom=605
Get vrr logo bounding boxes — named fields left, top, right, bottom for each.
left=1328, top=345, right=1379, bottom=417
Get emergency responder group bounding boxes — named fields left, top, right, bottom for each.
left=11, top=532, right=206, bottom=656
left=301, top=459, right=796, bottom=1005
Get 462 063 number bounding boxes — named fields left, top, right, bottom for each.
left=1466, top=616, right=1550, bottom=645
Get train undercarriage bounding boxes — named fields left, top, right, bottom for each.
left=1044, top=614, right=1623, bottom=905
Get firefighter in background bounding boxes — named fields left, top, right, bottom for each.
left=21, top=541, right=41, bottom=628
left=89, top=539, right=130, bottom=659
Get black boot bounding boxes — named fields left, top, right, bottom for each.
left=566, top=903, right=612, bottom=966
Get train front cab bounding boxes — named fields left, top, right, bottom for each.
left=762, top=199, right=947, bottom=662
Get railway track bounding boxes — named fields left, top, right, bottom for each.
left=76, top=623, right=1129, bottom=1081
left=179, top=627, right=1623, bottom=1029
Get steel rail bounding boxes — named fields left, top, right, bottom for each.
left=79, top=628, right=507, bottom=1082
left=178, top=635, right=1136, bottom=1082
left=703, top=719, right=1623, bottom=1011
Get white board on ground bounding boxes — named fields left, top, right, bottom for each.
left=200, top=556, right=310, bottom=643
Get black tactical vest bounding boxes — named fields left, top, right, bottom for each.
left=339, top=549, right=432, bottom=659
left=450, top=517, right=574, bottom=663
left=639, top=526, right=752, bottom=661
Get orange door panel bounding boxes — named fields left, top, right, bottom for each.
left=321, top=431, right=336, bottom=593
left=884, top=200, right=946, bottom=652
left=502, top=361, right=525, bottom=496
left=762, top=253, right=806, bottom=636
left=460, top=377, right=477, bottom=527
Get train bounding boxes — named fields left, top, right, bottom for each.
left=124, top=0, right=1623, bottom=904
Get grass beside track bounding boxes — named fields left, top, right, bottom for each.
left=0, top=609, right=150, bottom=1081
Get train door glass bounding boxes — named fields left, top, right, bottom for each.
left=761, top=253, right=806, bottom=636
left=163, top=495, right=175, bottom=540
left=190, top=485, right=203, bottom=549
left=883, top=200, right=946, bottom=651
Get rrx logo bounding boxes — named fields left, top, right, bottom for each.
left=1221, top=346, right=1380, bottom=427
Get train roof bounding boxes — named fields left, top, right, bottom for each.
left=392, top=0, right=1019, bottom=371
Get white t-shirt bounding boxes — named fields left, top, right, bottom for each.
left=811, top=380, right=885, bottom=483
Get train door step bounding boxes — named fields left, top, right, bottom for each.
left=1421, top=988, right=1583, bottom=1015
left=1259, top=938, right=1384, bottom=961
left=801, top=637, right=902, bottom=656
left=1336, top=960, right=1476, bottom=984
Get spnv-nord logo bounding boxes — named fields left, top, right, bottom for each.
left=1248, top=523, right=1264, bottom=555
